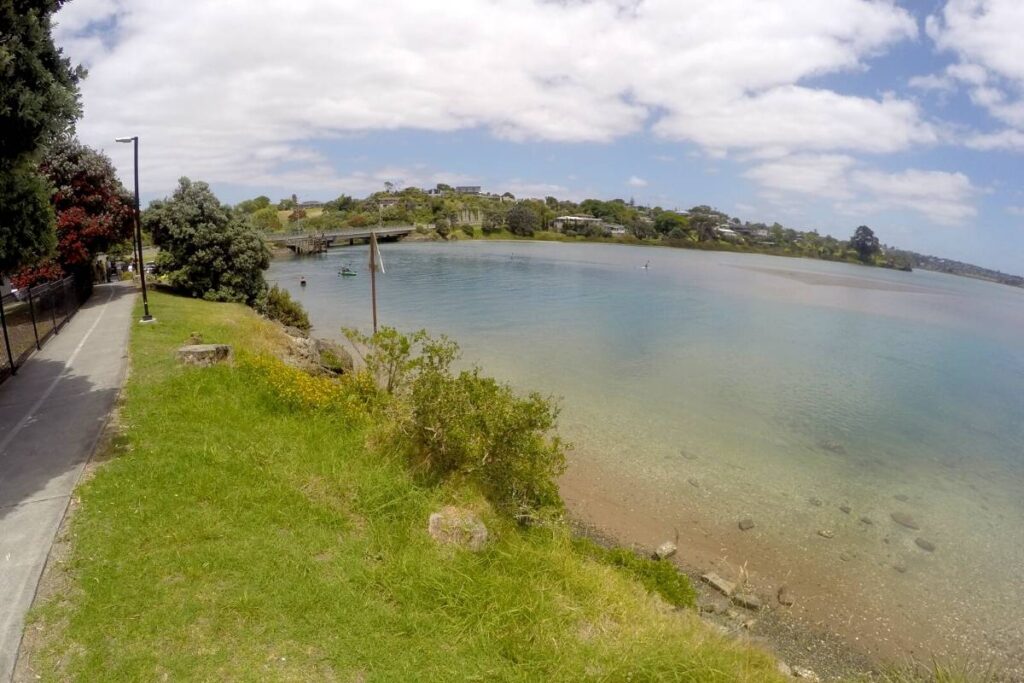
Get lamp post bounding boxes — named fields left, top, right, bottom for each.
left=115, top=136, right=153, bottom=321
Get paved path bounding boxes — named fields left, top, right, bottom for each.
left=0, top=282, right=136, bottom=681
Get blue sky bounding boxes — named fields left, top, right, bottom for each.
left=55, top=0, right=1024, bottom=272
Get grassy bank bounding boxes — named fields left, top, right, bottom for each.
left=23, top=291, right=785, bottom=681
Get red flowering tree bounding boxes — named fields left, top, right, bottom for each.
left=13, top=139, right=134, bottom=288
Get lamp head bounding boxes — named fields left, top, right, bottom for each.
left=114, top=136, right=136, bottom=143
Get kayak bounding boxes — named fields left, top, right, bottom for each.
left=339, top=269, right=357, bottom=277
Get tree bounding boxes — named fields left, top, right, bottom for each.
left=0, top=0, right=83, bottom=274
left=235, top=195, right=271, bottom=213
left=144, top=178, right=270, bottom=304
left=653, top=210, right=689, bottom=236
left=506, top=203, right=540, bottom=236
left=850, top=225, right=880, bottom=261
left=14, top=139, right=134, bottom=287
left=250, top=206, right=283, bottom=232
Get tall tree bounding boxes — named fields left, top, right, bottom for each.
left=506, top=203, right=540, bottom=237
left=850, top=225, right=880, bottom=261
left=144, top=178, right=270, bottom=304
left=0, top=0, right=83, bottom=273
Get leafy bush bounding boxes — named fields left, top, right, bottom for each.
left=573, top=538, right=696, bottom=608
left=460, top=224, right=475, bottom=237
left=257, top=284, right=310, bottom=331
left=144, top=178, right=270, bottom=304
left=344, top=327, right=567, bottom=516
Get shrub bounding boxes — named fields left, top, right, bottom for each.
left=344, top=327, right=567, bottom=516
left=572, top=538, right=696, bottom=608
left=460, top=224, right=475, bottom=237
left=257, top=284, right=310, bottom=331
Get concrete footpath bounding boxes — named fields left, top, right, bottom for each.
left=0, top=281, right=136, bottom=681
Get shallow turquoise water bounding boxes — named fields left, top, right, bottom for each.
left=269, top=240, right=1024, bottom=664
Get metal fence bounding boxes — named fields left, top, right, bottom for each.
left=0, top=276, right=85, bottom=383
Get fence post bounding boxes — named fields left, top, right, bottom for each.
left=62, top=278, right=72, bottom=326
left=27, top=286, right=41, bottom=350
left=0, top=296, right=16, bottom=376
left=50, top=283, right=59, bottom=334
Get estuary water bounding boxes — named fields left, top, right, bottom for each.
left=269, top=240, right=1024, bottom=670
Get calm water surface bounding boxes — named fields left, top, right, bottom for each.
left=269, top=241, right=1024, bottom=667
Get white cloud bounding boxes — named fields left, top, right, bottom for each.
left=745, top=155, right=980, bottom=226
left=850, top=168, right=978, bottom=225
left=927, top=1, right=1024, bottom=83
left=627, top=176, right=648, bottom=188
left=56, top=0, right=928, bottom=194
left=743, top=154, right=856, bottom=200
left=926, top=1, right=1024, bottom=149
left=1006, top=205, right=1024, bottom=217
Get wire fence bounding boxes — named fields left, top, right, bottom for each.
left=0, top=276, right=87, bottom=384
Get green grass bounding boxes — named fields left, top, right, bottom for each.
left=25, top=292, right=787, bottom=681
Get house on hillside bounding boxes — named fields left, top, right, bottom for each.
left=455, top=185, right=482, bottom=195
left=298, top=200, right=323, bottom=209
left=378, top=196, right=402, bottom=208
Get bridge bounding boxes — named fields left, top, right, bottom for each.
left=263, top=226, right=415, bottom=254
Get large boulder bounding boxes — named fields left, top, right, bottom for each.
left=315, top=339, right=355, bottom=375
left=176, top=344, right=232, bottom=367
left=427, top=506, right=488, bottom=552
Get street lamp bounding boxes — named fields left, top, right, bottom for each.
left=115, top=136, right=153, bottom=322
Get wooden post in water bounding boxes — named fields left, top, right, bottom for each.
left=369, top=230, right=378, bottom=334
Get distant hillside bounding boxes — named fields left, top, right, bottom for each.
left=889, top=250, right=1023, bottom=288
left=236, top=186, right=1023, bottom=289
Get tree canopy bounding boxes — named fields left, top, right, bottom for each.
left=0, top=0, right=83, bottom=274
left=14, top=139, right=134, bottom=287
left=506, top=203, right=540, bottom=237
left=144, top=178, right=270, bottom=304
left=850, top=225, right=880, bottom=261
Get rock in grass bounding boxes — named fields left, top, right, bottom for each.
left=427, top=506, right=488, bottom=552
left=315, top=339, right=354, bottom=374
left=654, top=541, right=677, bottom=560
left=701, top=572, right=736, bottom=597
left=860, top=516, right=874, bottom=525
left=777, top=661, right=793, bottom=677
left=839, top=505, right=851, bottom=514
left=817, top=529, right=834, bottom=539
left=777, top=586, right=795, bottom=606
left=731, top=593, right=763, bottom=611
left=176, top=344, right=232, bottom=367
left=915, top=537, right=936, bottom=552
left=890, top=511, right=920, bottom=530
left=738, top=518, right=755, bottom=531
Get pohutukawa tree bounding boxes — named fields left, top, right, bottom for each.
left=143, top=177, right=270, bottom=304
left=13, top=139, right=135, bottom=288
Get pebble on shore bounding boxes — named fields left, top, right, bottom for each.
left=890, top=511, right=920, bottom=530
left=738, top=518, right=755, bottom=531
left=915, top=537, right=936, bottom=552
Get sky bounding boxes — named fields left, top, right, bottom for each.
left=53, top=0, right=1024, bottom=273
